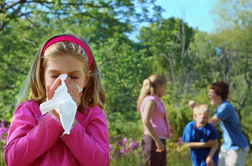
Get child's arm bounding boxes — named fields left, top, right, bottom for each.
left=141, top=100, right=165, bottom=152
left=206, top=139, right=218, bottom=166
left=60, top=106, right=110, bottom=166
left=187, top=139, right=215, bottom=148
left=5, top=102, right=64, bottom=166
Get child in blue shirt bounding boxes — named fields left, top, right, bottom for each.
left=182, top=104, right=219, bottom=166
left=208, top=81, right=249, bottom=166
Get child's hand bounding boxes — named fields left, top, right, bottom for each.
left=156, top=140, right=165, bottom=153
left=45, top=77, right=63, bottom=120
left=206, top=139, right=215, bottom=147
left=46, top=76, right=62, bottom=101
left=206, top=156, right=215, bottom=166
left=188, top=100, right=196, bottom=110
left=65, top=77, right=83, bottom=107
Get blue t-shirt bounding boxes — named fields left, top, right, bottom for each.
left=182, top=121, right=219, bottom=166
left=214, top=101, right=248, bottom=150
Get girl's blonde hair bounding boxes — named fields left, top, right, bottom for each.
left=193, top=104, right=210, bottom=115
left=137, top=74, right=167, bottom=111
left=17, top=34, right=105, bottom=111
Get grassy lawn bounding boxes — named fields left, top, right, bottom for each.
left=0, top=145, right=251, bottom=166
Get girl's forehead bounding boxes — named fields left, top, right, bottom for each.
left=45, top=55, right=86, bottom=72
left=46, top=54, right=84, bottom=64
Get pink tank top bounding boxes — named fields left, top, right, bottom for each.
left=140, top=95, right=171, bottom=138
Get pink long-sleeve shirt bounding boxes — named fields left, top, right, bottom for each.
left=140, top=95, right=171, bottom=138
left=5, top=100, right=110, bottom=166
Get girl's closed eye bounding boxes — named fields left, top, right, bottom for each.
left=70, top=76, right=79, bottom=79
left=50, top=75, right=59, bottom=78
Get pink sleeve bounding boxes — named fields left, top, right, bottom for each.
left=60, top=107, right=110, bottom=166
left=5, top=102, right=64, bottom=166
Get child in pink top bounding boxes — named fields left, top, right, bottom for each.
left=5, top=34, right=110, bottom=166
left=137, top=74, right=172, bottom=166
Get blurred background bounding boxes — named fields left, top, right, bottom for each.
left=0, top=0, right=252, bottom=165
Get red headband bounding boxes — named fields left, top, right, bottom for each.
left=41, top=35, right=92, bottom=70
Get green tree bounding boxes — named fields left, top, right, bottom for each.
left=137, top=17, right=195, bottom=107
left=94, top=36, right=151, bottom=136
left=0, top=0, right=163, bottom=122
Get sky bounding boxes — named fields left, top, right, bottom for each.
left=155, top=0, right=220, bottom=33
left=129, top=0, right=221, bottom=41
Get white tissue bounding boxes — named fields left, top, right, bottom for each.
left=40, top=74, right=80, bottom=135
left=76, top=83, right=83, bottom=93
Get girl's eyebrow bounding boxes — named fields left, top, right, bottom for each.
left=48, top=70, right=60, bottom=73
left=69, top=70, right=82, bottom=73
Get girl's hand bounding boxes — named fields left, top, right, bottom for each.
left=156, top=140, right=165, bottom=153
left=46, top=76, right=62, bottom=101
left=65, top=77, right=83, bottom=107
left=46, top=77, right=62, bottom=119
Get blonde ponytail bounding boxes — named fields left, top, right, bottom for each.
left=137, top=75, right=167, bottom=111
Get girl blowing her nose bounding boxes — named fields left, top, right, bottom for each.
left=137, top=75, right=173, bottom=166
left=5, top=34, right=110, bottom=166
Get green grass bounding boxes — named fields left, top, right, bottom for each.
left=0, top=146, right=251, bottom=166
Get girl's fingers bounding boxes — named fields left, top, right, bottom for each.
left=46, top=86, right=50, bottom=101
left=48, top=77, right=62, bottom=99
left=156, top=148, right=164, bottom=152
left=65, top=77, right=81, bottom=106
left=68, top=78, right=79, bottom=94
left=47, top=77, right=81, bottom=106
left=66, top=78, right=74, bottom=94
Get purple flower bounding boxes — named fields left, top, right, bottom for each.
left=116, top=151, right=124, bottom=158
left=0, top=120, right=8, bottom=140
left=116, top=141, right=120, bottom=146
left=121, top=147, right=129, bottom=153
left=176, top=137, right=183, bottom=145
left=129, top=142, right=135, bottom=149
left=134, top=141, right=139, bottom=148
left=122, top=138, right=128, bottom=146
